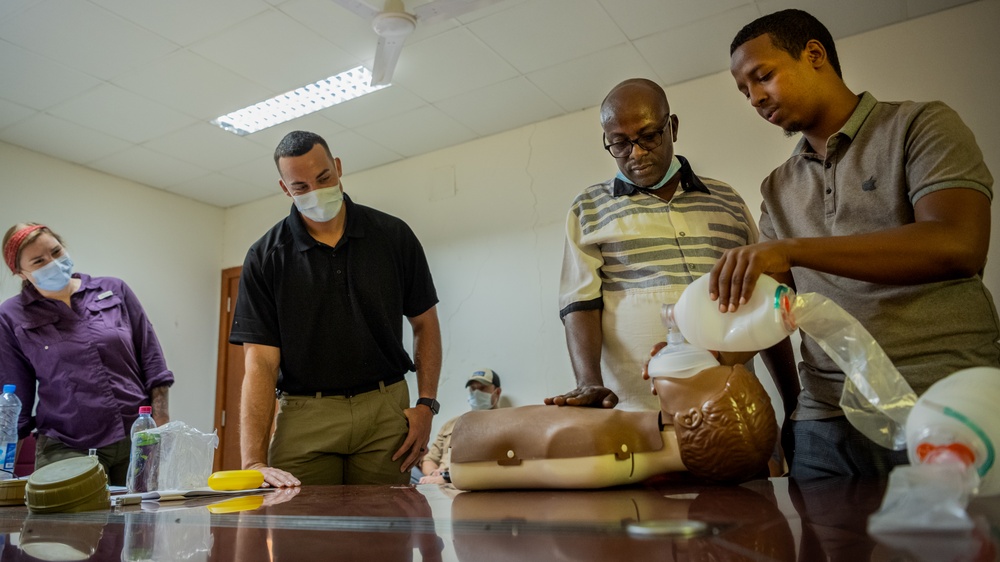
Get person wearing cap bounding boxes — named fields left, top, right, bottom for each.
left=0, top=222, right=173, bottom=484
left=231, top=131, right=442, bottom=487
left=418, top=369, right=501, bottom=484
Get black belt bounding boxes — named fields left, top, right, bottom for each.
left=283, top=374, right=406, bottom=399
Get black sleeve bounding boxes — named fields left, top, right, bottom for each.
left=229, top=246, right=281, bottom=347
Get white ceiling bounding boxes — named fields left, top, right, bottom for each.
left=0, top=0, right=975, bottom=208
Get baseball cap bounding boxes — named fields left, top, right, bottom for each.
left=466, top=369, right=501, bottom=388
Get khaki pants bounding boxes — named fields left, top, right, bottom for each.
left=269, top=379, right=411, bottom=485
left=35, top=434, right=131, bottom=486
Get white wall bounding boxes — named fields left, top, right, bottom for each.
left=0, top=142, right=224, bottom=432
left=224, top=0, right=1000, bottom=430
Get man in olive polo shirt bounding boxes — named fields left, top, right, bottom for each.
left=712, top=9, right=1000, bottom=478
left=230, top=130, right=443, bottom=487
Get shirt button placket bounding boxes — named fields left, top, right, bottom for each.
left=823, top=158, right=836, bottom=215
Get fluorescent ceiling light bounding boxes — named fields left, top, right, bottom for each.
left=211, top=66, right=386, bottom=136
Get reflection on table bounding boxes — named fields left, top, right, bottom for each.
left=0, top=477, right=996, bottom=561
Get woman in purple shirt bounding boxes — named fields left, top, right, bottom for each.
left=0, top=223, right=173, bottom=484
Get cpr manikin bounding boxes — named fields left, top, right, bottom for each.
left=449, top=362, right=777, bottom=490
left=449, top=273, right=920, bottom=491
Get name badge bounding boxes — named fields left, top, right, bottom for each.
left=97, top=291, right=114, bottom=300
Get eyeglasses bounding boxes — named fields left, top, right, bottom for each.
left=603, top=116, right=672, bottom=158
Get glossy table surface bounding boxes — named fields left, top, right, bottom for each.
left=0, top=477, right=997, bottom=561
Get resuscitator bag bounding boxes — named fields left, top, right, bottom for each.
left=671, top=274, right=918, bottom=451
left=126, top=421, right=219, bottom=493
left=867, top=367, right=1000, bottom=534
left=790, top=292, right=918, bottom=451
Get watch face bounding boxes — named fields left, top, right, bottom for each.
left=419, top=398, right=439, bottom=414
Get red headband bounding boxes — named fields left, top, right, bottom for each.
left=4, top=225, right=46, bottom=273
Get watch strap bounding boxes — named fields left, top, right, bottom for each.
left=416, top=397, right=440, bottom=415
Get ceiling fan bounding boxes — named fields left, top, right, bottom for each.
left=331, top=0, right=505, bottom=86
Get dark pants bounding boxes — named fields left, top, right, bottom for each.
left=789, top=417, right=909, bottom=479
left=35, top=434, right=131, bottom=486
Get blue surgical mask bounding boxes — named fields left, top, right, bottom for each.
left=468, top=390, right=494, bottom=411
left=29, top=254, right=74, bottom=292
left=293, top=185, right=344, bottom=223
left=616, top=155, right=682, bottom=191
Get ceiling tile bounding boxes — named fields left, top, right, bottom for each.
left=322, top=85, right=428, bottom=129
left=905, top=0, right=976, bottom=18
left=0, top=98, right=35, bottom=129
left=241, top=112, right=346, bottom=153
left=598, top=0, right=750, bottom=40
left=142, top=122, right=268, bottom=171
left=112, top=50, right=273, bottom=120
left=356, top=105, right=476, bottom=157
left=0, top=41, right=102, bottom=110
left=389, top=28, right=519, bottom=102
left=755, top=0, right=907, bottom=39
left=0, top=0, right=38, bottom=22
left=322, top=129, right=404, bottom=173
left=47, top=84, right=196, bottom=144
left=89, top=146, right=210, bottom=189
left=634, top=5, right=760, bottom=86
left=189, top=9, right=360, bottom=92
left=281, top=0, right=381, bottom=60
left=527, top=42, right=659, bottom=112
left=167, top=173, right=274, bottom=208
left=467, top=0, right=627, bottom=73
left=0, top=0, right=985, bottom=209
left=453, top=0, right=530, bottom=23
left=0, top=0, right=178, bottom=81
left=436, top=77, right=562, bottom=136
left=0, top=113, right=132, bottom=164
left=90, top=0, right=271, bottom=46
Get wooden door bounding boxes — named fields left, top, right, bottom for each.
left=213, top=267, right=245, bottom=471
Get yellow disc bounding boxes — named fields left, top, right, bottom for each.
left=207, top=469, right=265, bottom=491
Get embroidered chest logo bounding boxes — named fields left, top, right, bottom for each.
left=862, top=176, right=877, bottom=192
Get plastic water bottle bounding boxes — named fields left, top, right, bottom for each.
left=647, top=304, right=720, bottom=378
left=0, top=385, right=22, bottom=480
left=671, top=274, right=795, bottom=352
left=126, top=406, right=159, bottom=493
left=130, top=406, right=156, bottom=438
left=906, top=367, right=1000, bottom=496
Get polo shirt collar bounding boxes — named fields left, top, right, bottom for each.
left=611, top=155, right=710, bottom=197
left=288, top=192, right=362, bottom=252
left=792, top=91, right=878, bottom=155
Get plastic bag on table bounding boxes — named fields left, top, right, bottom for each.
left=868, top=461, right=976, bottom=534
left=127, top=421, right=219, bottom=493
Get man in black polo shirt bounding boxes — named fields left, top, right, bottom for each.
left=230, top=130, right=442, bottom=487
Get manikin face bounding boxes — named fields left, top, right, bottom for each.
left=730, top=34, right=823, bottom=136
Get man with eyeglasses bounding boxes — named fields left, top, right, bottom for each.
left=546, top=78, right=768, bottom=412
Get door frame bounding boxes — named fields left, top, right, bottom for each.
left=213, top=266, right=242, bottom=472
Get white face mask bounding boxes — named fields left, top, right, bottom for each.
left=468, top=389, right=495, bottom=411
left=292, top=185, right=343, bottom=223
